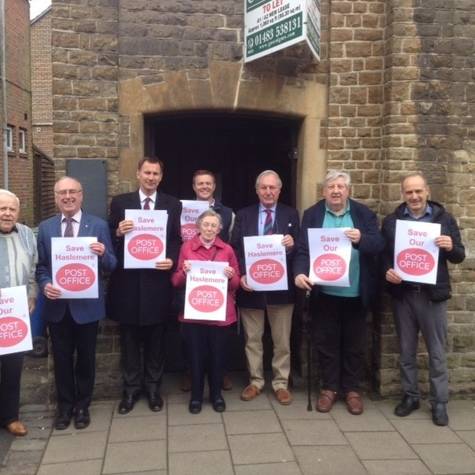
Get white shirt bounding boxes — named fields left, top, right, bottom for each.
left=61, top=210, right=82, bottom=237
left=139, top=190, right=157, bottom=209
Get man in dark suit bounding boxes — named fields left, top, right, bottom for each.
left=231, top=170, right=299, bottom=405
left=108, top=157, right=182, bottom=414
left=37, top=177, right=117, bottom=430
left=294, top=170, right=384, bottom=415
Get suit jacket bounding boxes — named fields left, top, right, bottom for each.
left=36, top=212, right=117, bottom=324
left=107, top=190, right=182, bottom=325
left=293, top=198, right=384, bottom=308
left=231, top=202, right=300, bottom=309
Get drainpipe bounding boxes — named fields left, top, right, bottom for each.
left=0, top=0, right=8, bottom=189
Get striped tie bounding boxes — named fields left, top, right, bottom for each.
left=143, top=197, right=152, bottom=210
left=263, top=209, right=273, bottom=235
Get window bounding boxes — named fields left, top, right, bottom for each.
left=6, top=126, right=13, bottom=152
left=19, top=129, right=26, bottom=154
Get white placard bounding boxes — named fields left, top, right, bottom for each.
left=394, top=220, right=441, bottom=284
left=308, top=228, right=352, bottom=287
left=0, top=286, right=32, bottom=355
left=124, top=210, right=168, bottom=269
left=180, top=200, right=209, bottom=241
left=244, top=235, right=288, bottom=291
left=52, top=237, right=98, bottom=299
left=184, top=260, right=228, bottom=322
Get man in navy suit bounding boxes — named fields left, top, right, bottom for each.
left=108, top=157, right=182, bottom=415
left=232, top=170, right=299, bottom=405
left=294, top=170, right=384, bottom=415
left=37, top=177, right=117, bottom=430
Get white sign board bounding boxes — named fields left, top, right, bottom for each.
left=394, top=220, right=441, bottom=285
left=308, top=228, right=352, bottom=287
left=124, top=210, right=168, bottom=269
left=52, top=237, right=98, bottom=299
left=180, top=200, right=210, bottom=241
left=244, top=0, right=321, bottom=62
left=0, top=286, right=32, bottom=355
left=184, top=261, right=228, bottom=322
left=244, top=235, right=288, bottom=291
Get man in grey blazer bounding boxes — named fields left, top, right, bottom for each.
left=37, top=177, right=117, bottom=430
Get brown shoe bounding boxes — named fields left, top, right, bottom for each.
left=316, top=389, right=337, bottom=413
left=275, top=388, right=292, bottom=405
left=346, top=391, right=364, bottom=415
left=241, top=384, right=261, bottom=401
left=222, top=373, right=233, bottom=391
left=6, top=420, right=27, bottom=437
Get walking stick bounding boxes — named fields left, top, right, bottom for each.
left=303, top=291, right=313, bottom=411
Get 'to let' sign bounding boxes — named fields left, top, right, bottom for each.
left=188, top=285, right=224, bottom=313
left=127, top=234, right=164, bottom=260
left=0, top=317, right=28, bottom=347
left=396, top=248, right=435, bottom=276
left=313, top=253, right=347, bottom=281
left=249, top=258, right=284, bottom=284
left=56, top=263, right=96, bottom=291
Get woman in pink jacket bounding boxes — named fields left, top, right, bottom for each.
left=171, top=209, right=240, bottom=414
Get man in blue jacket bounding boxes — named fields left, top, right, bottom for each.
left=382, top=172, right=465, bottom=426
left=294, top=170, right=384, bottom=415
left=37, top=177, right=117, bottom=430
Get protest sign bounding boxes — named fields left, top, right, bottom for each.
left=244, top=235, right=288, bottom=291
left=184, top=260, right=228, bottom=322
left=52, top=237, right=98, bottom=298
left=180, top=200, right=209, bottom=241
left=0, top=286, right=32, bottom=355
left=394, top=220, right=441, bottom=284
left=124, top=210, right=168, bottom=269
left=308, top=228, right=352, bottom=287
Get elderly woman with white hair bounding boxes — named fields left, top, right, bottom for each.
left=0, top=189, right=37, bottom=436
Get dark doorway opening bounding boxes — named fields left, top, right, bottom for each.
left=145, top=111, right=301, bottom=210
left=144, top=112, right=303, bottom=373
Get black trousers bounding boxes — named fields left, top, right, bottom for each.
left=313, top=293, right=366, bottom=394
left=48, top=309, right=98, bottom=413
left=182, top=323, right=229, bottom=402
left=119, top=323, right=166, bottom=397
left=0, top=352, right=24, bottom=426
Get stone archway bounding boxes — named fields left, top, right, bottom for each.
left=116, top=61, right=327, bottom=212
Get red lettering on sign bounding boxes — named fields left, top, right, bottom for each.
left=56, top=263, right=96, bottom=291
left=0, top=317, right=28, bottom=347
left=181, top=223, right=198, bottom=242
left=396, top=248, right=435, bottom=276
left=188, top=285, right=224, bottom=313
left=250, top=258, right=284, bottom=285
left=313, top=253, right=346, bottom=281
left=128, top=233, right=164, bottom=260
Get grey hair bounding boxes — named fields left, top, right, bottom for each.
left=324, top=170, right=351, bottom=188
left=0, top=189, right=20, bottom=206
left=196, top=209, right=223, bottom=229
left=255, top=170, right=282, bottom=190
left=54, top=176, right=82, bottom=191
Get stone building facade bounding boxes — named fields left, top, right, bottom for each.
left=0, top=0, right=34, bottom=224
left=49, top=0, right=474, bottom=399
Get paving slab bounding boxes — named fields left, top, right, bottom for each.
left=373, top=400, right=432, bottom=420
left=169, top=450, right=233, bottom=475
left=37, top=459, right=103, bottom=475
left=331, top=405, right=395, bottom=432
left=103, top=440, right=167, bottom=474
left=293, top=445, right=368, bottom=475
left=346, top=431, right=418, bottom=459
left=270, top=400, right=332, bottom=420
left=169, top=423, right=227, bottom=453
left=167, top=402, right=223, bottom=425
left=225, top=393, right=274, bottom=411
left=456, top=430, right=475, bottom=450
left=113, top=399, right=167, bottom=418
left=52, top=403, right=113, bottom=435
left=42, top=431, right=108, bottom=464
left=446, top=400, right=475, bottom=430
left=412, top=443, right=475, bottom=474
left=109, top=414, right=167, bottom=442
left=282, top=419, right=347, bottom=446
left=392, top=419, right=462, bottom=444
left=234, top=461, right=303, bottom=475
left=223, top=410, right=281, bottom=434
left=362, top=459, right=431, bottom=475
left=229, top=433, right=294, bottom=465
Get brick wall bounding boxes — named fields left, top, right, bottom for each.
left=0, top=0, right=34, bottom=225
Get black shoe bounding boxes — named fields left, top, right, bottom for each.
left=74, top=408, right=90, bottom=430
left=432, top=402, right=449, bottom=426
left=118, top=394, right=138, bottom=415
left=148, top=393, right=164, bottom=412
left=189, top=400, right=202, bottom=414
left=54, top=410, right=72, bottom=430
left=394, top=395, right=420, bottom=417
left=212, top=396, right=226, bottom=413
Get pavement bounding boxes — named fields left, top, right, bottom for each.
left=1, top=373, right=475, bottom=475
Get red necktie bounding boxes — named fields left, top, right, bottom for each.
left=144, top=197, right=152, bottom=210
left=263, top=209, right=273, bottom=235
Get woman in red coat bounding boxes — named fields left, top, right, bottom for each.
left=171, top=209, right=240, bottom=414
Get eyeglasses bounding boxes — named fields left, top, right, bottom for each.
left=55, top=189, right=83, bottom=196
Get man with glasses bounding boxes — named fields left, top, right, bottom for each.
left=37, top=177, right=117, bottom=430
left=231, top=170, right=299, bottom=405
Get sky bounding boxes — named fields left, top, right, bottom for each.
left=30, top=0, right=52, bottom=20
